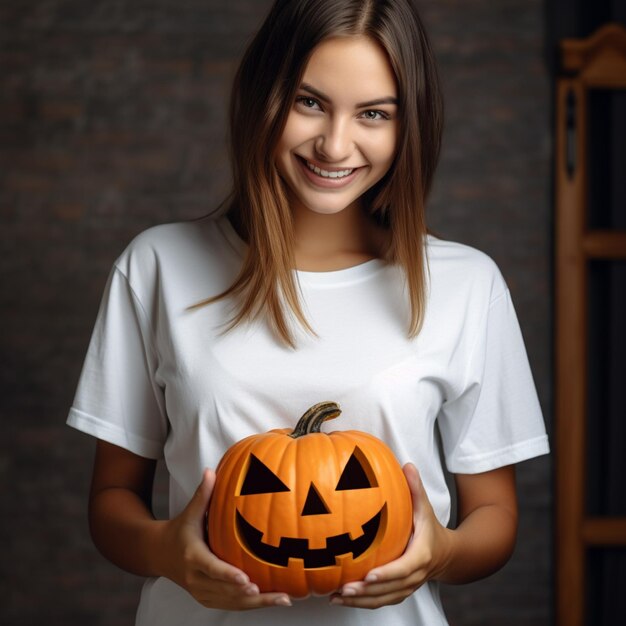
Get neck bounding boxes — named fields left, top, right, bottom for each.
left=291, top=201, right=389, bottom=271
left=226, top=201, right=390, bottom=272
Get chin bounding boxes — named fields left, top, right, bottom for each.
left=306, top=206, right=350, bottom=216
left=297, top=196, right=360, bottom=217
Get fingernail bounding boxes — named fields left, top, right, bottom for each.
left=330, top=596, right=344, bottom=605
left=234, top=573, right=248, bottom=585
left=244, top=584, right=259, bottom=595
left=365, top=573, right=378, bottom=583
left=275, top=596, right=292, bottom=607
left=342, top=587, right=356, bottom=596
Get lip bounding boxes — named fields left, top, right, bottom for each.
left=295, top=155, right=363, bottom=189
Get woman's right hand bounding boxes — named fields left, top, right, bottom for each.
left=156, top=468, right=293, bottom=610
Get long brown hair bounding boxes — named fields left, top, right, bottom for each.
left=195, top=0, right=444, bottom=349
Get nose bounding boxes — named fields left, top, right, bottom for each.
left=301, top=483, right=330, bottom=516
left=315, top=116, right=353, bottom=163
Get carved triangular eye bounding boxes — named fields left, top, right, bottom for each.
left=336, top=448, right=377, bottom=490
left=240, top=454, right=290, bottom=495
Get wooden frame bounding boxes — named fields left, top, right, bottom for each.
left=555, top=22, right=626, bottom=626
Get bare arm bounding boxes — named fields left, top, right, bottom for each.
left=438, top=465, right=517, bottom=584
left=88, top=439, right=162, bottom=576
left=88, top=439, right=292, bottom=609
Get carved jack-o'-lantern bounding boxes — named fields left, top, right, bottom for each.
left=207, top=402, right=413, bottom=597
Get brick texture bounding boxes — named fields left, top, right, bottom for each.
left=0, top=1, right=552, bottom=624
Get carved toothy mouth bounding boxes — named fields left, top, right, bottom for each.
left=235, top=504, right=386, bottom=568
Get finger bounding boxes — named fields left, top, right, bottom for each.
left=196, top=585, right=292, bottom=610
left=194, top=549, right=251, bottom=586
left=189, top=570, right=253, bottom=597
left=361, top=544, right=427, bottom=585
left=239, top=592, right=293, bottom=609
left=182, top=528, right=250, bottom=585
left=361, top=465, right=435, bottom=585
left=186, top=468, right=216, bottom=519
left=341, top=571, right=427, bottom=598
left=184, top=469, right=252, bottom=585
left=403, top=463, right=437, bottom=530
left=331, top=587, right=414, bottom=609
left=403, top=462, right=425, bottom=513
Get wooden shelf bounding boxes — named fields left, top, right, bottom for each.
left=555, top=22, right=626, bottom=626
left=582, top=231, right=626, bottom=259
left=582, top=518, right=626, bottom=546
left=561, top=23, right=626, bottom=87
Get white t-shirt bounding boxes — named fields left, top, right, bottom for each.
left=67, top=214, right=549, bottom=626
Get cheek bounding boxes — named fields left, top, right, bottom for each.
left=279, top=113, right=315, bottom=152
left=365, top=130, right=397, bottom=170
left=275, top=118, right=309, bottom=177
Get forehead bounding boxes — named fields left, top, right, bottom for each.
left=301, top=35, right=397, bottom=101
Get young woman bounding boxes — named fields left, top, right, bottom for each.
left=67, top=1, right=550, bottom=624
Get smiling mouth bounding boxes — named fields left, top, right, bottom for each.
left=302, top=158, right=356, bottom=178
left=296, top=155, right=363, bottom=186
left=235, top=504, right=386, bottom=568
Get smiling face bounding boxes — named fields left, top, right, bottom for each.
left=274, top=35, right=400, bottom=218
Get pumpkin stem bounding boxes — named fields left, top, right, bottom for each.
left=290, top=402, right=341, bottom=438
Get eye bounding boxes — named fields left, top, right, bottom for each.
left=295, top=95, right=322, bottom=111
left=336, top=448, right=378, bottom=490
left=239, top=454, right=290, bottom=495
left=360, top=109, right=390, bottom=121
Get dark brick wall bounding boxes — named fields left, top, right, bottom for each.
left=0, top=1, right=553, bottom=624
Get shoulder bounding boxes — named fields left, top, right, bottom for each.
left=425, top=234, right=509, bottom=305
left=109, top=215, right=243, bottom=308
left=115, top=218, right=213, bottom=267
left=113, top=215, right=238, bottom=281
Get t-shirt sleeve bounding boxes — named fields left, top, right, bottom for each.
left=66, top=264, right=168, bottom=459
left=437, top=288, right=550, bottom=474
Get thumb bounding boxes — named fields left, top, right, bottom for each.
left=402, top=463, right=424, bottom=511
left=185, top=467, right=216, bottom=519
left=403, top=462, right=439, bottom=543
left=403, top=462, right=427, bottom=515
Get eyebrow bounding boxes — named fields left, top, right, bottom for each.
left=299, top=83, right=398, bottom=108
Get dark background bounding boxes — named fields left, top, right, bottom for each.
left=2, top=0, right=622, bottom=624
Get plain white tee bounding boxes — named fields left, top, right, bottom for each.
left=67, top=214, right=549, bottom=626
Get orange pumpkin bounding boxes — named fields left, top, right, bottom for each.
left=207, top=401, right=413, bottom=597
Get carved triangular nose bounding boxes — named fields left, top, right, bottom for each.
left=301, top=483, right=330, bottom=516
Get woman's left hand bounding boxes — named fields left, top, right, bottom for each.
left=329, top=462, right=453, bottom=609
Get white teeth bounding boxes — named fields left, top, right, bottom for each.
left=305, top=160, right=354, bottom=179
